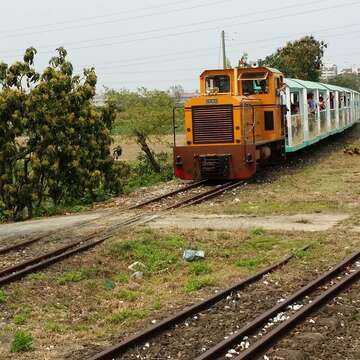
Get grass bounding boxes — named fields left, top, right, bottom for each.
left=184, top=276, right=217, bottom=293
left=113, top=274, right=129, bottom=284
left=45, top=322, right=66, bottom=334
left=116, top=289, right=140, bottom=302
left=198, top=127, right=360, bottom=217
left=108, top=232, right=185, bottom=275
left=10, top=331, right=33, bottom=352
left=27, top=272, right=47, bottom=281
left=236, top=257, right=265, bottom=269
left=13, top=307, right=32, bottom=325
left=187, top=262, right=212, bottom=275
left=0, top=289, right=6, bottom=303
left=56, top=271, right=86, bottom=285
left=250, top=227, right=265, bottom=236
left=107, top=309, right=148, bottom=324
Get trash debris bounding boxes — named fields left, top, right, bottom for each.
left=103, top=279, right=115, bottom=290
left=344, top=147, right=360, bottom=155
left=128, top=261, right=146, bottom=271
left=183, top=249, right=205, bottom=262
left=130, top=271, right=144, bottom=280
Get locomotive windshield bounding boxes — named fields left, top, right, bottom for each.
left=240, top=72, right=269, bottom=95
left=205, top=75, right=230, bottom=94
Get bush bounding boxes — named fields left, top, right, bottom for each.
left=11, top=331, right=33, bottom=352
left=124, top=152, right=173, bottom=193
left=0, top=47, right=123, bottom=221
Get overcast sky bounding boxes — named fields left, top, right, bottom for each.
left=1, top=0, right=359, bottom=91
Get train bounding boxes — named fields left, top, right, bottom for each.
left=173, top=66, right=360, bottom=180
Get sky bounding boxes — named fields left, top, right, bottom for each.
left=1, top=0, right=360, bottom=92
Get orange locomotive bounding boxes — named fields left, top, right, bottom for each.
left=173, top=66, right=286, bottom=180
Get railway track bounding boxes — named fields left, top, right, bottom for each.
left=0, top=180, right=244, bottom=287
left=86, top=248, right=360, bottom=360
left=86, top=246, right=310, bottom=360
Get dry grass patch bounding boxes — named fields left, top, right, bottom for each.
left=196, top=126, right=360, bottom=219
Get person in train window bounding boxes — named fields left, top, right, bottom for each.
left=259, top=80, right=268, bottom=94
left=307, top=93, right=317, bottom=113
left=318, top=95, right=326, bottom=110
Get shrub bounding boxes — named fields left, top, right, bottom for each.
left=0, top=47, right=123, bottom=221
left=11, top=331, right=33, bottom=352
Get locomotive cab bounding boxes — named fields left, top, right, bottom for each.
left=173, top=66, right=286, bottom=180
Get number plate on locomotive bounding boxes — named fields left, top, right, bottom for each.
left=206, top=99, right=218, bottom=104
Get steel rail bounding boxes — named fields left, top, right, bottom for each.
left=0, top=232, right=54, bottom=255
left=165, top=181, right=236, bottom=210
left=181, top=180, right=244, bottom=208
left=87, top=247, right=309, bottom=360
left=128, top=180, right=208, bottom=209
left=0, top=234, right=112, bottom=287
left=196, top=249, right=360, bottom=360
left=0, top=181, right=242, bottom=287
left=0, top=180, right=207, bottom=256
left=0, top=233, right=100, bottom=279
left=235, top=265, right=360, bottom=360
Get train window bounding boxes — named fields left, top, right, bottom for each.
left=264, top=111, right=274, bottom=130
left=242, top=79, right=269, bottom=95
left=205, top=75, right=230, bottom=93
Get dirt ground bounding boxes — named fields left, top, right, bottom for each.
left=0, top=126, right=359, bottom=359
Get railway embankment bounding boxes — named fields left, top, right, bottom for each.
left=0, top=125, right=359, bottom=359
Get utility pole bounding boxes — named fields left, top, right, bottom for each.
left=221, top=30, right=227, bottom=69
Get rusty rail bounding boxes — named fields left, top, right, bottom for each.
left=196, top=249, right=360, bottom=360
left=128, top=180, right=208, bottom=209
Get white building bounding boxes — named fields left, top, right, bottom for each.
left=339, top=66, right=360, bottom=76
left=321, top=64, right=338, bottom=80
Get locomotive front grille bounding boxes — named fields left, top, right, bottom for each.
left=192, top=105, right=234, bottom=144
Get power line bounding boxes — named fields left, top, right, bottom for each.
left=2, top=0, right=352, bottom=60
left=0, top=0, right=321, bottom=44
left=83, top=23, right=360, bottom=71
left=0, top=0, right=203, bottom=34
left=0, top=0, right=241, bottom=40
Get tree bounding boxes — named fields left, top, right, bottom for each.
left=106, top=88, right=176, bottom=173
left=0, top=47, right=122, bottom=220
left=326, top=74, right=360, bottom=92
left=258, top=36, right=327, bottom=81
left=169, top=84, right=184, bottom=104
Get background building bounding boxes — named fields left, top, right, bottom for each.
left=321, top=64, right=338, bottom=80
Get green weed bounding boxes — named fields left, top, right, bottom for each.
left=152, top=300, right=162, bottom=310
left=45, top=322, right=66, bottom=333
left=109, top=232, right=183, bottom=274
left=28, top=272, right=47, bottom=281
left=113, top=274, right=129, bottom=284
left=116, top=289, right=139, bottom=302
left=184, top=276, right=216, bottom=293
left=14, top=306, right=31, bottom=325
left=236, top=257, right=264, bottom=269
left=10, top=331, right=33, bottom=352
left=188, top=262, right=212, bottom=275
left=56, top=271, right=85, bottom=285
left=250, top=227, right=265, bottom=236
left=0, top=289, right=6, bottom=304
left=107, top=309, right=148, bottom=324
